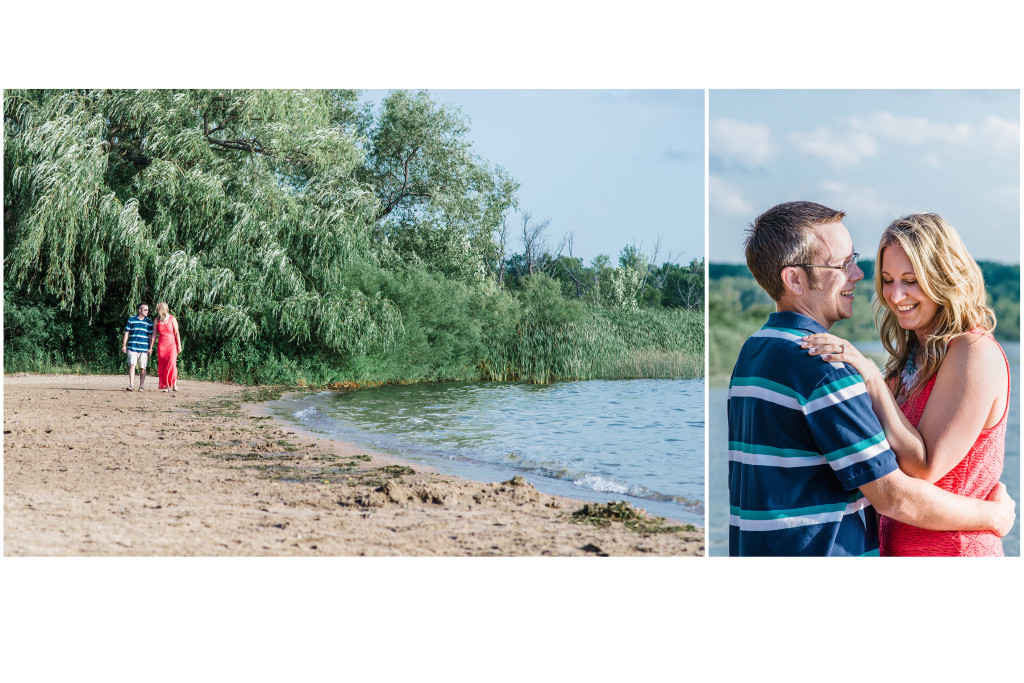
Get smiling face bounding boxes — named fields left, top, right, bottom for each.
left=880, top=242, right=940, bottom=340
left=800, top=221, right=864, bottom=328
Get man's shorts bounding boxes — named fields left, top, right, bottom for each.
left=127, top=350, right=149, bottom=368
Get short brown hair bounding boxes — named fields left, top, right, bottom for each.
left=744, top=201, right=846, bottom=300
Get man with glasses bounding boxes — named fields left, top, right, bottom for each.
left=122, top=303, right=153, bottom=392
left=727, top=201, right=1014, bottom=555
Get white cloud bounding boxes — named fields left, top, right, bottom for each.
left=982, top=114, right=1019, bottom=144
left=846, top=111, right=1018, bottom=168
left=710, top=118, right=776, bottom=167
left=818, top=181, right=898, bottom=221
left=976, top=115, right=1020, bottom=162
left=710, top=175, right=754, bottom=216
left=850, top=112, right=972, bottom=145
left=790, top=127, right=877, bottom=167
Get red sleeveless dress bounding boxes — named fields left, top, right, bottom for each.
left=879, top=331, right=1008, bottom=556
left=155, top=315, right=180, bottom=390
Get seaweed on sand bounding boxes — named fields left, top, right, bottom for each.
left=570, top=501, right=697, bottom=534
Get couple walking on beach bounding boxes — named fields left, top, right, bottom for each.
left=728, top=201, right=1015, bottom=557
left=122, top=301, right=183, bottom=393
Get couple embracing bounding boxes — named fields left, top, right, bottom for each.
left=728, top=201, right=1015, bottom=556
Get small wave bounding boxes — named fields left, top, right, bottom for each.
left=670, top=496, right=705, bottom=516
left=294, top=406, right=318, bottom=420
left=572, top=473, right=648, bottom=497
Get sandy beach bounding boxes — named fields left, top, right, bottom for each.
left=3, top=374, right=704, bottom=556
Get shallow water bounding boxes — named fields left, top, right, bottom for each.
left=267, top=379, right=705, bottom=525
left=710, top=343, right=1021, bottom=557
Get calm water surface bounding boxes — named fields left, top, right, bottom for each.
left=710, top=342, right=1021, bottom=556
left=268, top=379, right=705, bottom=525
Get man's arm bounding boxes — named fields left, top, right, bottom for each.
left=121, top=329, right=129, bottom=353
left=861, top=469, right=1015, bottom=536
left=805, top=332, right=1005, bottom=483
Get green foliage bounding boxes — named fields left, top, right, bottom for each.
left=534, top=246, right=705, bottom=312
left=981, top=262, right=1021, bottom=340
left=340, top=264, right=496, bottom=383
left=359, top=90, right=519, bottom=282
left=657, top=258, right=705, bottom=310
left=4, top=89, right=703, bottom=386
left=708, top=275, right=774, bottom=379
left=3, top=293, right=74, bottom=371
left=709, top=260, right=1020, bottom=381
left=483, top=275, right=703, bottom=383
left=3, top=291, right=122, bottom=374
left=5, top=89, right=394, bottom=355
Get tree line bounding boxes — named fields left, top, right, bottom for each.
left=4, top=89, right=702, bottom=384
left=496, top=210, right=704, bottom=311
left=709, top=260, right=1020, bottom=378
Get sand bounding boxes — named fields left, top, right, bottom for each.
left=3, top=374, right=704, bottom=556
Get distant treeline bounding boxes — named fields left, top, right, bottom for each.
left=709, top=261, right=1020, bottom=378
left=3, top=89, right=703, bottom=384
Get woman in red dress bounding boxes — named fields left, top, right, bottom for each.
left=149, top=301, right=183, bottom=392
left=803, top=213, right=1009, bottom=556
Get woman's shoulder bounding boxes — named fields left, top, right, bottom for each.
left=943, top=330, right=1006, bottom=377
left=950, top=328, right=1002, bottom=351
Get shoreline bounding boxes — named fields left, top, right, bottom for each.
left=255, top=388, right=704, bottom=526
left=4, top=373, right=705, bottom=556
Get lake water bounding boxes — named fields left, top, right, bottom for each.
left=709, top=342, right=1021, bottom=557
left=267, top=379, right=705, bottom=525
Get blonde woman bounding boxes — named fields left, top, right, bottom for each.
left=149, top=301, right=183, bottom=392
left=803, top=213, right=1010, bottom=556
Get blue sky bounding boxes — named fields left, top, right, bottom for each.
left=364, top=90, right=706, bottom=266
left=709, top=90, right=1020, bottom=264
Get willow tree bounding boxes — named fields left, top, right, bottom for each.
left=4, top=89, right=518, bottom=377
left=358, top=90, right=518, bottom=281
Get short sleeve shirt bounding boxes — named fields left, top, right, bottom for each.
left=124, top=316, right=154, bottom=353
left=727, top=311, right=899, bottom=556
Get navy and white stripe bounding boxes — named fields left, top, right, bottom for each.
left=124, top=316, right=153, bottom=353
left=727, top=311, right=898, bottom=556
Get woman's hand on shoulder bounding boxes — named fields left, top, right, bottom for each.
left=800, top=334, right=881, bottom=384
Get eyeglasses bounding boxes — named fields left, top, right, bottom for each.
left=787, top=252, right=859, bottom=272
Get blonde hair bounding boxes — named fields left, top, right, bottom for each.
left=155, top=301, right=170, bottom=321
left=873, top=213, right=995, bottom=399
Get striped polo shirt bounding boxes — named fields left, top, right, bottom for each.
left=727, top=311, right=898, bottom=556
left=124, top=315, right=154, bottom=353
